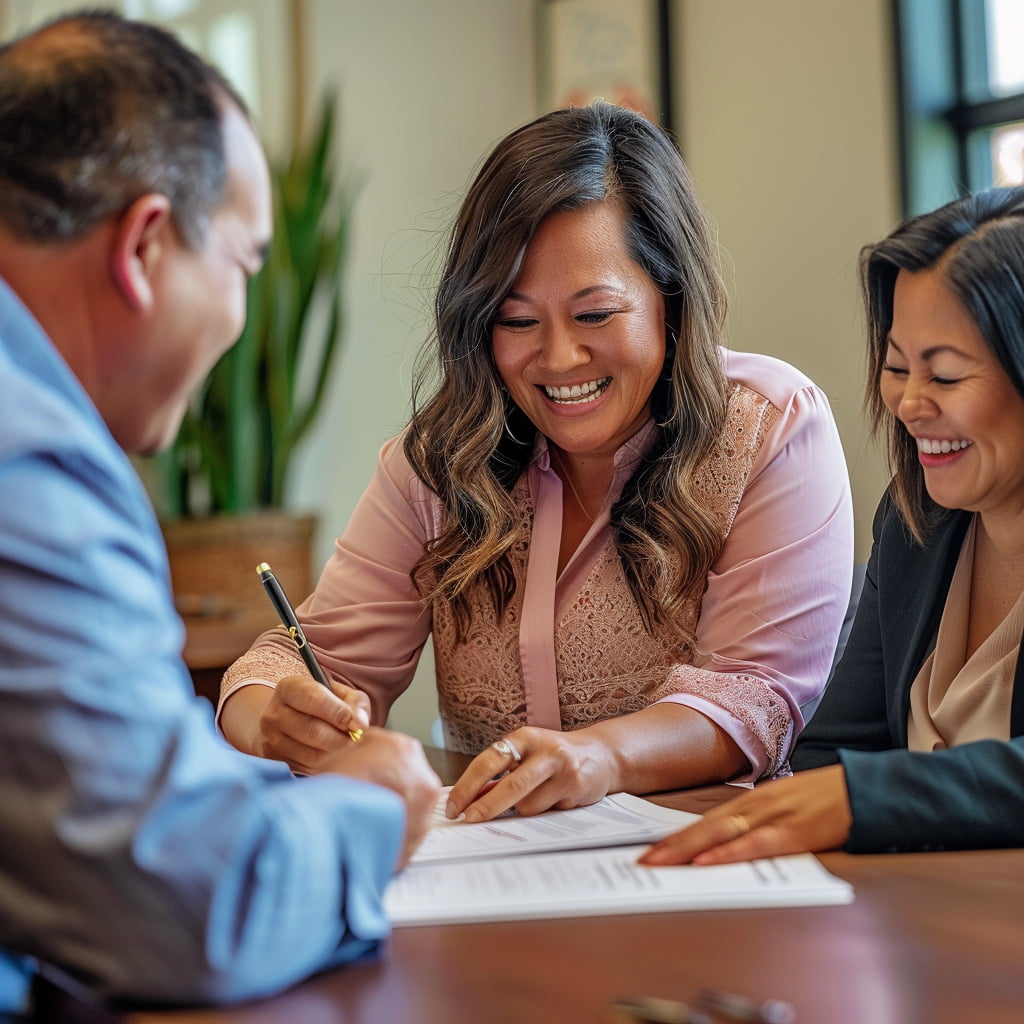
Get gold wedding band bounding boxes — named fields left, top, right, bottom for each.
left=728, top=813, right=751, bottom=838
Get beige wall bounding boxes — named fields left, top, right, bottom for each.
left=291, top=0, right=536, bottom=554
left=677, top=0, right=897, bottom=566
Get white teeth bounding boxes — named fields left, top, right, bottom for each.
left=917, top=438, right=972, bottom=455
left=543, top=377, right=611, bottom=403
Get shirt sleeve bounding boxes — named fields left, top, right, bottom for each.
left=220, top=436, right=435, bottom=727
left=654, top=382, right=855, bottom=780
left=0, top=449, right=405, bottom=1006
left=841, top=738, right=1024, bottom=852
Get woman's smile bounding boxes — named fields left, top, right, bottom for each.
left=542, top=376, right=612, bottom=404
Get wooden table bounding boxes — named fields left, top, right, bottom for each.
left=46, top=749, right=1024, bottom=1024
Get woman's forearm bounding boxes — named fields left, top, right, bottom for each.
left=585, top=701, right=748, bottom=794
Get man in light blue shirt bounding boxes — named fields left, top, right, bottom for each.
left=0, top=11, right=439, bottom=1015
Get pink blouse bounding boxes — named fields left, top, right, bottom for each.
left=221, top=349, right=854, bottom=781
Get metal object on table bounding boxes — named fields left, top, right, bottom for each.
left=608, top=988, right=796, bottom=1024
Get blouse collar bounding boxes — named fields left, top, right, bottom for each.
left=531, top=418, right=659, bottom=490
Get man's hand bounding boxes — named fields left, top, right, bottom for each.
left=324, top=729, right=441, bottom=870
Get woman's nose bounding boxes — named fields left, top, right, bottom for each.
left=897, top=378, right=938, bottom=423
left=536, top=322, right=588, bottom=372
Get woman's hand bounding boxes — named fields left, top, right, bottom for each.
left=249, top=674, right=371, bottom=775
left=445, top=726, right=621, bottom=822
left=444, top=704, right=747, bottom=823
left=638, top=764, right=853, bottom=866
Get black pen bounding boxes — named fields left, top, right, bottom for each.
left=256, top=562, right=363, bottom=742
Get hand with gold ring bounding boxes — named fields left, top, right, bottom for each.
left=444, top=725, right=619, bottom=823
left=727, top=813, right=751, bottom=840
left=638, top=764, right=853, bottom=866
left=221, top=673, right=371, bottom=777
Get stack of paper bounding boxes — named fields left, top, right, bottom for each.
left=384, top=791, right=853, bottom=926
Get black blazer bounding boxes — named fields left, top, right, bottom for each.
left=792, top=493, right=1024, bottom=852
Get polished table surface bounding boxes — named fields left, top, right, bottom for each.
left=61, top=748, right=1024, bottom=1024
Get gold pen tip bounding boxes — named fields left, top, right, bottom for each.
left=256, top=562, right=270, bottom=575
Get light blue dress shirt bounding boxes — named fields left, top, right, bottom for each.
left=0, top=277, right=405, bottom=1011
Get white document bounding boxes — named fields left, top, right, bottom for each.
left=386, top=845, right=854, bottom=926
left=411, top=789, right=701, bottom=866
left=389, top=791, right=853, bottom=926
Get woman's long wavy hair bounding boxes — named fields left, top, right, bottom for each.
left=404, top=101, right=729, bottom=639
left=862, top=186, right=1024, bottom=542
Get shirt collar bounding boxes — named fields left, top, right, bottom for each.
left=531, top=419, right=659, bottom=483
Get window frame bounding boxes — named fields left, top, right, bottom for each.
left=893, top=0, right=1024, bottom=215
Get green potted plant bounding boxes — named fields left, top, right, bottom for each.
left=149, top=92, right=355, bottom=692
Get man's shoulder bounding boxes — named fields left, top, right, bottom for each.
left=0, top=288, right=160, bottom=577
left=0, top=285, right=119, bottom=473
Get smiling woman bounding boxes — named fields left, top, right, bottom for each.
left=217, top=101, right=855, bottom=823
left=641, top=185, right=1024, bottom=867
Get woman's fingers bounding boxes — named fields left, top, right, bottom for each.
left=689, top=824, right=794, bottom=865
left=638, top=806, right=759, bottom=865
left=446, top=735, right=532, bottom=820
left=639, top=765, right=853, bottom=866
left=329, top=682, right=372, bottom=732
left=276, top=674, right=368, bottom=733
left=447, top=728, right=612, bottom=822
left=258, top=675, right=367, bottom=769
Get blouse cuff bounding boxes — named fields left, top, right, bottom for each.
left=214, top=677, right=275, bottom=733
left=216, top=642, right=307, bottom=729
left=655, top=666, right=795, bottom=781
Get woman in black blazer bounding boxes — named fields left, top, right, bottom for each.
left=642, top=186, right=1024, bottom=864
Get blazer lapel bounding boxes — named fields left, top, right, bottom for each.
left=883, top=507, right=972, bottom=747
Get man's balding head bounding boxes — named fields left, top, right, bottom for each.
left=0, top=10, right=272, bottom=456
left=0, top=9, right=247, bottom=249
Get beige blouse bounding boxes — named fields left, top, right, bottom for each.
left=908, top=515, right=1024, bottom=751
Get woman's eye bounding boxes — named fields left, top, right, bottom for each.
left=882, top=364, right=959, bottom=386
left=576, top=310, right=614, bottom=325
left=495, top=317, right=537, bottom=330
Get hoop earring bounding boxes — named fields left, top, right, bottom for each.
left=652, top=331, right=677, bottom=425
left=503, top=407, right=527, bottom=445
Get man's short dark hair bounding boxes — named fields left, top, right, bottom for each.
left=0, top=8, right=248, bottom=248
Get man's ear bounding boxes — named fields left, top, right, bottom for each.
left=109, top=194, right=175, bottom=312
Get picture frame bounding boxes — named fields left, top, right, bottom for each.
left=536, top=0, right=673, bottom=132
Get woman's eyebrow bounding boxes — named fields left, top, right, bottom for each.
left=886, top=335, right=974, bottom=360
left=502, top=283, right=628, bottom=303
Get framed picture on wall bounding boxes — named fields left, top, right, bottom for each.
left=537, top=0, right=673, bottom=132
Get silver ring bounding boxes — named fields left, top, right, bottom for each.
left=491, top=737, right=522, bottom=762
